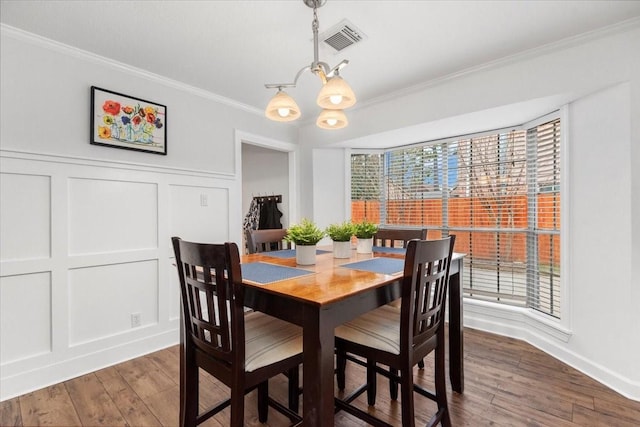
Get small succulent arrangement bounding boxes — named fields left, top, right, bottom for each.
left=325, top=221, right=354, bottom=242
left=284, top=218, right=325, bottom=246
left=353, top=220, right=378, bottom=239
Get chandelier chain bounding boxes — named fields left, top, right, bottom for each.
left=313, top=5, right=319, bottom=31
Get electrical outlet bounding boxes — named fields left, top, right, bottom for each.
left=200, top=193, right=208, bottom=207
left=131, top=312, right=141, bottom=328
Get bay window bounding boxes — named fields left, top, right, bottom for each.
left=351, top=115, right=561, bottom=318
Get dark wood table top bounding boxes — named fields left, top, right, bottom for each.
left=241, top=248, right=464, bottom=306
left=241, top=250, right=399, bottom=305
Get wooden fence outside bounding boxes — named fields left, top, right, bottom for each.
left=351, top=194, right=560, bottom=267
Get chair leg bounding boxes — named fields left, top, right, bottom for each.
left=433, top=343, right=451, bottom=427
left=231, top=380, right=246, bottom=427
left=287, top=366, right=300, bottom=413
left=257, top=381, right=269, bottom=423
left=336, top=345, right=347, bottom=390
left=389, top=367, right=398, bottom=400
left=366, top=359, right=377, bottom=406
left=418, top=358, right=425, bottom=369
left=181, top=352, right=199, bottom=427
left=399, top=365, right=416, bottom=427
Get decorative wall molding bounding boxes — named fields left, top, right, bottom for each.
left=0, top=24, right=265, bottom=118
left=0, top=151, right=237, bottom=400
left=0, top=149, right=234, bottom=180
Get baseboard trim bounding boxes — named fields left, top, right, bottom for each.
left=0, top=329, right=179, bottom=401
left=463, top=299, right=639, bottom=401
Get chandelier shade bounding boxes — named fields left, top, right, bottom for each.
left=316, top=75, right=356, bottom=109
left=316, top=109, right=348, bottom=129
left=265, top=89, right=301, bottom=122
left=264, top=0, right=356, bottom=129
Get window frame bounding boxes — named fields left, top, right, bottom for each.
left=347, top=110, right=570, bottom=331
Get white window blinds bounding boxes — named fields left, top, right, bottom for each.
left=453, top=130, right=530, bottom=306
left=350, top=116, right=562, bottom=318
left=351, top=152, right=383, bottom=222
left=526, top=118, right=561, bottom=317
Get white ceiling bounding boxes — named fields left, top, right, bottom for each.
left=2, top=0, right=640, bottom=134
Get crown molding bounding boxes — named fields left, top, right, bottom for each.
left=0, top=24, right=265, bottom=118
left=3, top=16, right=639, bottom=126
left=355, top=16, right=640, bottom=111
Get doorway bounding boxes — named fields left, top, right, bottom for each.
left=235, top=131, right=297, bottom=253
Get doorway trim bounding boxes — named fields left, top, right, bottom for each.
left=233, top=130, right=298, bottom=244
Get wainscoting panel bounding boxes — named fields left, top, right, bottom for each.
left=68, top=260, right=159, bottom=345
left=168, top=258, right=180, bottom=321
left=0, top=272, right=52, bottom=364
left=0, top=150, right=238, bottom=400
left=68, top=178, right=158, bottom=255
left=0, top=173, right=51, bottom=261
left=167, top=184, right=231, bottom=321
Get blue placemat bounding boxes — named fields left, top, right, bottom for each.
left=241, top=262, right=314, bottom=284
left=372, top=246, right=406, bottom=254
left=341, top=257, right=405, bottom=275
left=261, top=249, right=330, bottom=259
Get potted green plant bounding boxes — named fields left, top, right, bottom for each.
left=325, top=221, right=354, bottom=258
left=285, top=218, right=325, bottom=265
left=353, top=220, right=378, bottom=254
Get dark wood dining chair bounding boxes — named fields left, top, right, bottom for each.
left=244, top=228, right=302, bottom=405
left=172, top=237, right=302, bottom=427
left=335, top=237, right=455, bottom=427
left=246, top=228, right=289, bottom=254
left=374, top=227, right=430, bottom=374
left=373, top=226, right=428, bottom=248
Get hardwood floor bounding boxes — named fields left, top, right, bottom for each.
left=2, top=327, right=639, bottom=426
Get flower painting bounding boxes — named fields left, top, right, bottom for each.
left=91, top=86, right=167, bottom=155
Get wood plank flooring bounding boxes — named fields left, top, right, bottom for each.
left=2, top=327, right=639, bottom=426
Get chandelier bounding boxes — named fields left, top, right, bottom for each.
left=264, top=0, right=356, bottom=130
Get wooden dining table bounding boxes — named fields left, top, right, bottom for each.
left=240, top=246, right=465, bottom=427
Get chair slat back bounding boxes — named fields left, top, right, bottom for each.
left=246, top=229, right=289, bottom=254
left=400, top=236, right=455, bottom=358
left=373, top=227, right=428, bottom=248
left=172, top=238, right=245, bottom=365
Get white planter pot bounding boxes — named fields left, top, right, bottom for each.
left=333, top=241, right=351, bottom=259
left=356, top=237, right=374, bottom=254
left=295, top=244, right=317, bottom=265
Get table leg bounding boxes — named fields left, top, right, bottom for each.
left=448, top=259, right=464, bottom=393
left=178, top=308, right=190, bottom=427
left=302, top=305, right=336, bottom=427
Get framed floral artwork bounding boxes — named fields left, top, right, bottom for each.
left=90, top=86, right=167, bottom=155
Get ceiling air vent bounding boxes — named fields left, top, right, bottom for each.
left=320, top=19, right=366, bottom=53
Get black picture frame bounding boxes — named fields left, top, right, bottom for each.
left=90, top=86, right=167, bottom=155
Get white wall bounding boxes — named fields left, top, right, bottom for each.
left=567, top=82, right=633, bottom=382
left=310, top=25, right=640, bottom=399
left=311, top=148, right=347, bottom=245
left=0, top=26, right=297, bottom=400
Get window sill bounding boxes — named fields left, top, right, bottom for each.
left=462, top=298, right=572, bottom=343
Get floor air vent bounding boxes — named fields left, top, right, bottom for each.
left=320, top=19, right=366, bottom=53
